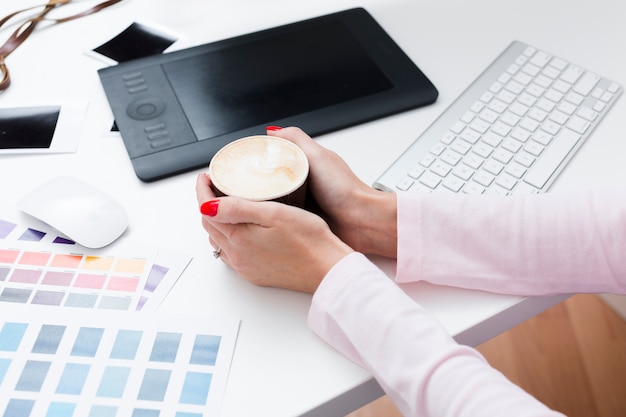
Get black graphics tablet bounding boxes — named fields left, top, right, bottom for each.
left=98, top=8, right=438, bottom=181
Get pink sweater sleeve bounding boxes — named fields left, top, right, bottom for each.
left=308, top=253, right=563, bottom=417
left=397, top=191, right=626, bottom=295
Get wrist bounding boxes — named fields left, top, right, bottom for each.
left=349, top=188, right=397, bottom=258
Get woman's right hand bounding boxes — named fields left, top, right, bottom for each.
left=267, top=127, right=397, bottom=259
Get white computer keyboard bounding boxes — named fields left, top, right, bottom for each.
left=373, top=41, right=622, bottom=195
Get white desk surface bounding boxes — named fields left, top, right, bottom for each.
left=1, top=0, right=624, bottom=415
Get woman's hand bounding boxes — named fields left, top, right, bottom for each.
left=268, top=127, right=397, bottom=258
left=196, top=173, right=353, bottom=293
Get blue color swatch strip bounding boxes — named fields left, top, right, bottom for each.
left=0, top=322, right=28, bottom=351
left=71, top=327, right=104, bottom=357
left=56, top=363, right=91, bottom=395
left=32, top=324, right=66, bottom=354
left=15, top=360, right=52, bottom=392
left=190, top=334, right=221, bottom=366
left=0, top=314, right=234, bottom=417
left=138, top=369, right=172, bottom=401
left=97, top=366, right=131, bottom=398
left=110, top=329, right=142, bottom=359
left=149, top=331, right=181, bottom=363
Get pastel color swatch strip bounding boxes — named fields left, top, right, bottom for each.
left=0, top=242, right=154, bottom=311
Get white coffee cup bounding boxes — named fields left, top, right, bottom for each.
left=208, top=135, right=309, bottom=208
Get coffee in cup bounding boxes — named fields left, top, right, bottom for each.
left=208, top=135, right=309, bottom=208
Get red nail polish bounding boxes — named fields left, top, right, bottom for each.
left=200, top=200, right=220, bottom=217
left=266, top=125, right=282, bottom=131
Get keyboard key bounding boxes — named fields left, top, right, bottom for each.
left=450, top=121, right=465, bottom=134
left=419, top=154, right=436, bottom=168
left=592, top=101, right=606, bottom=112
left=557, top=101, right=577, bottom=115
left=514, top=151, right=536, bottom=168
left=470, top=101, right=486, bottom=113
left=470, top=118, right=491, bottom=134
left=460, top=128, right=482, bottom=144
left=505, top=162, right=527, bottom=178
left=443, top=177, right=464, bottom=192
left=523, top=128, right=580, bottom=189
left=488, top=99, right=508, bottom=113
left=567, top=116, right=590, bottom=134
left=509, top=102, right=530, bottom=117
left=524, top=142, right=544, bottom=156
left=526, top=83, right=546, bottom=97
left=518, top=92, right=537, bottom=107
left=473, top=171, right=495, bottom=187
left=577, top=107, right=598, bottom=122
left=600, top=91, right=613, bottom=102
left=450, top=140, right=472, bottom=155
left=408, top=166, right=425, bottom=180
left=544, top=89, right=564, bottom=103
left=419, top=173, right=442, bottom=189
left=430, top=161, right=452, bottom=177
left=483, top=132, right=503, bottom=147
left=430, top=142, right=446, bottom=156
left=549, top=110, right=569, bottom=125
left=502, top=138, right=523, bottom=153
left=522, top=63, right=541, bottom=77
left=396, top=177, right=414, bottom=191
left=550, top=58, right=568, bottom=71
left=463, top=183, right=485, bottom=194
left=440, top=150, right=462, bottom=166
left=519, top=117, right=540, bottom=132
left=441, top=132, right=456, bottom=144
left=511, top=128, right=531, bottom=142
left=463, top=154, right=483, bottom=170
left=484, top=160, right=504, bottom=175
left=537, top=98, right=556, bottom=112
left=453, top=165, right=474, bottom=181
left=493, top=149, right=514, bottom=164
left=561, top=65, right=584, bottom=84
left=495, top=173, right=518, bottom=190
left=565, top=91, right=584, bottom=105
left=541, top=120, right=561, bottom=135
left=473, top=143, right=493, bottom=158
left=492, top=122, right=512, bottom=136
left=530, top=51, right=551, bottom=67
left=573, top=72, right=600, bottom=95
left=543, top=65, right=561, bottom=80
left=528, top=108, right=548, bottom=122
left=552, top=79, right=572, bottom=93
left=533, top=130, right=553, bottom=146
left=534, top=75, right=553, bottom=88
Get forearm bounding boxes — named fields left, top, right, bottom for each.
left=397, top=191, right=626, bottom=295
left=309, top=253, right=563, bottom=417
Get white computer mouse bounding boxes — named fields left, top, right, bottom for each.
left=18, top=176, right=129, bottom=249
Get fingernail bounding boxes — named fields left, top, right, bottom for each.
left=266, top=125, right=282, bottom=131
left=200, top=200, right=220, bottom=217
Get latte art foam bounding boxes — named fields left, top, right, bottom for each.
left=209, top=136, right=309, bottom=201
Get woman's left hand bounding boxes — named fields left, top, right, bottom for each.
left=195, top=173, right=353, bottom=293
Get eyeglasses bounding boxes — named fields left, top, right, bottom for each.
left=0, top=0, right=124, bottom=92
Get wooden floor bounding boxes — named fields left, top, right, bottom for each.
left=346, top=294, right=626, bottom=417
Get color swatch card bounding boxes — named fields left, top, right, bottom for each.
left=0, top=240, right=155, bottom=312
left=0, top=304, right=240, bottom=417
left=0, top=208, right=191, bottom=311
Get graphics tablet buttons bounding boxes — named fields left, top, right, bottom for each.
left=127, top=97, right=166, bottom=120
left=144, top=123, right=172, bottom=149
left=123, top=72, right=148, bottom=94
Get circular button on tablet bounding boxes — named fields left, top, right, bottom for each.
left=126, top=97, right=166, bottom=120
